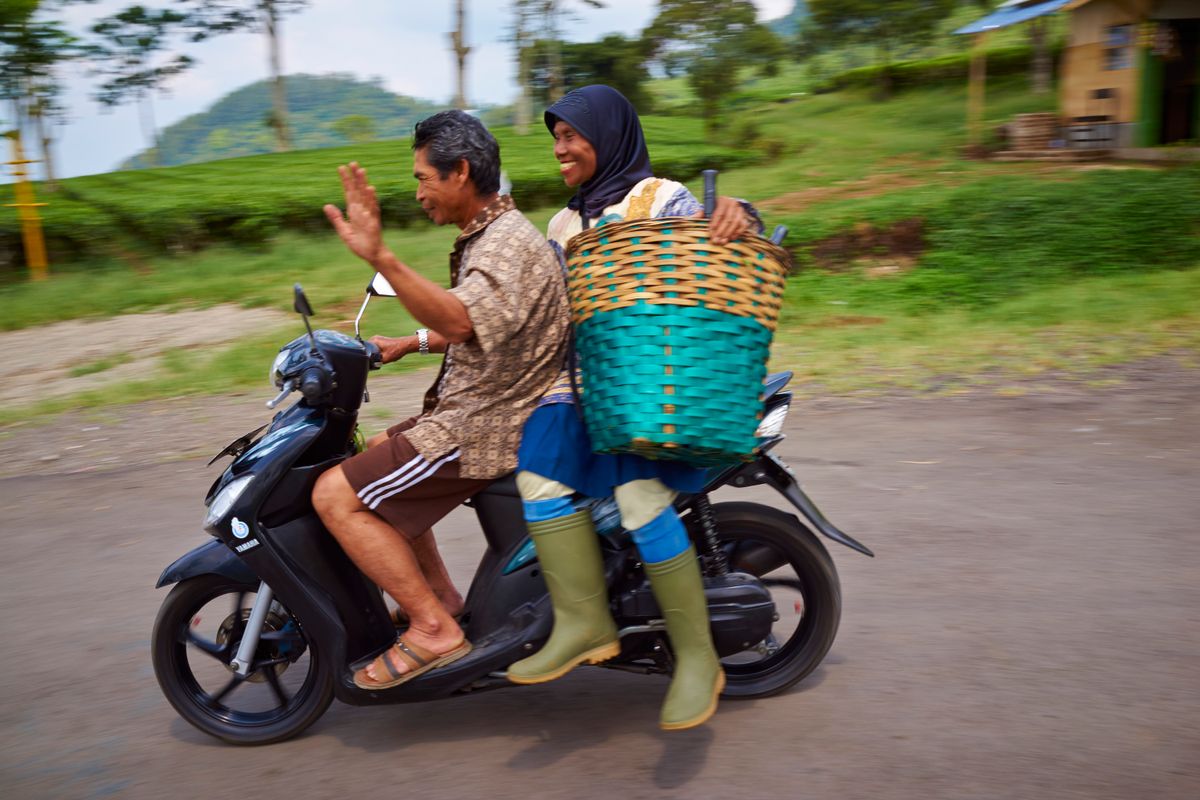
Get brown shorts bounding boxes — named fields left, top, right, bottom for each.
left=340, top=416, right=490, bottom=539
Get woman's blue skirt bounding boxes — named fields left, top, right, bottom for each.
left=517, top=402, right=707, bottom=499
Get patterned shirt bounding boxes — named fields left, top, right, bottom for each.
left=404, top=194, right=569, bottom=479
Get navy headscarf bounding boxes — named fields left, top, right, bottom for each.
left=544, top=85, right=654, bottom=223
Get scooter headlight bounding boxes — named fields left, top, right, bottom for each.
left=755, top=403, right=790, bottom=439
left=269, top=348, right=291, bottom=389
left=205, top=475, right=255, bottom=528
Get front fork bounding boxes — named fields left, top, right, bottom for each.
left=229, top=581, right=274, bottom=677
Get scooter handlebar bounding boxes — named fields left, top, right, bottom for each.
left=363, top=341, right=383, bottom=370
left=299, top=367, right=327, bottom=404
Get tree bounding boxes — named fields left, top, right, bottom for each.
left=511, top=0, right=604, bottom=130
left=331, top=113, right=377, bottom=144
left=176, top=1, right=310, bottom=151
left=808, top=0, right=955, bottom=97
left=521, top=33, right=652, bottom=112
left=0, top=12, right=78, bottom=183
left=643, top=0, right=774, bottom=130
left=88, top=5, right=194, bottom=167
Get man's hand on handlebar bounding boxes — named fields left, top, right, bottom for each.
left=368, top=335, right=411, bottom=365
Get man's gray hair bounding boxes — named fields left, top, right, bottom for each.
left=412, top=110, right=501, bottom=196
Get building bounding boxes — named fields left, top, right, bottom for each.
left=958, top=0, right=1200, bottom=148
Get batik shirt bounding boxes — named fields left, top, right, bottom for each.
left=404, top=194, right=570, bottom=478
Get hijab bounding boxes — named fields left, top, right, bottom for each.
left=544, top=85, right=654, bottom=223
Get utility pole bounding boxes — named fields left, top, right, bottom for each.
left=3, top=129, right=49, bottom=280
left=450, top=0, right=471, bottom=110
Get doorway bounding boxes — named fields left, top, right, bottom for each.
left=1159, top=19, right=1199, bottom=143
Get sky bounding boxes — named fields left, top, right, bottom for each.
left=19, top=0, right=794, bottom=179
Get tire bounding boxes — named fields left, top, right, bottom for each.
left=709, top=502, right=841, bottom=698
left=152, top=574, right=334, bottom=745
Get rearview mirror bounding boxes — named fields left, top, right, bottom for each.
left=368, top=273, right=397, bottom=297
left=293, top=284, right=315, bottom=316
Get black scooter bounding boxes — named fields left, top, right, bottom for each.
left=151, top=280, right=873, bottom=745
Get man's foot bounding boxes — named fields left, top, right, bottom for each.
left=353, top=634, right=472, bottom=690
left=389, top=595, right=464, bottom=627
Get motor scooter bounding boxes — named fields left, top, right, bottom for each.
left=151, top=279, right=872, bottom=745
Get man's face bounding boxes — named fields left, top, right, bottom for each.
left=413, top=147, right=468, bottom=226
left=552, top=120, right=597, bottom=188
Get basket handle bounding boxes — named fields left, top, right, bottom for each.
left=702, top=169, right=717, bottom=217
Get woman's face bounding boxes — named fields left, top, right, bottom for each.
left=552, top=120, right=597, bottom=187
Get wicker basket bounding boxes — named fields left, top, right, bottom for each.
left=565, top=217, right=790, bottom=466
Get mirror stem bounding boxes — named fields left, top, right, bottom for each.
left=353, top=292, right=372, bottom=340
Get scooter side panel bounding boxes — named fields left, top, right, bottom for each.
left=265, top=514, right=395, bottom=664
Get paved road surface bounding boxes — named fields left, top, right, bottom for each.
left=2, top=366, right=1197, bottom=799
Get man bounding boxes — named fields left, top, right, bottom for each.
left=312, top=110, right=568, bottom=690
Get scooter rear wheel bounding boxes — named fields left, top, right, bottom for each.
left=707, top=502, right=842, bottom=698
left=152, top=574, right=334, bottom=745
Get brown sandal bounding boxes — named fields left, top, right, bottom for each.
left=353, top=636, right=473, bottom=690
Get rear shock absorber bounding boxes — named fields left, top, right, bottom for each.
left=691, top=493, right=729, bottom=576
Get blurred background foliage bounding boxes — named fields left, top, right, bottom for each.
left=0, top=1, right=1197, bottom=418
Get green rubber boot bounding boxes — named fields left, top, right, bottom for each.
left=646, top=547, right=725, bottom=730
left=507, top=510, right=621, bottom=684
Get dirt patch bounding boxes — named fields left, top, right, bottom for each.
left=0, top=305, right=291, bottom=407
left=803, top=217, right=927, bottom=274
left=759, top=171, right=932, bottom=213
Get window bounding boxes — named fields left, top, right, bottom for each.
left=1104, top=24, right=1134, bottom=70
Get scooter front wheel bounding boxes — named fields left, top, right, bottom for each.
left=152, top=574, right=334, bottom=745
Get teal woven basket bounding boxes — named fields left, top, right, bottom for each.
left=565, top=217, right=790, bottom=466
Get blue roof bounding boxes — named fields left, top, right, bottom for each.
left=954, top=0, right=1072, bottom=35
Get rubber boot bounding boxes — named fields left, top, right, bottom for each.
left=507, top=510, right=620, bottom=684
left=645, top=547, right=725, bottom=730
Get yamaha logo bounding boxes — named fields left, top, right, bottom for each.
left=231, top=517, right=250, bottom=539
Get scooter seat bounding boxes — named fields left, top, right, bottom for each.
left=476, top=471, right=519, bottom=498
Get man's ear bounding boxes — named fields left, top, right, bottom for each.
left=453, top=158, right=471, bottom=187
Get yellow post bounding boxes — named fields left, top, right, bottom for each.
left=967, top=32, right=990, bottom=148
left=3, top=130, right=49, bottom=280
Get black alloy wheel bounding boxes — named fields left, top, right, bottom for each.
left=705, top=502, right=842, bottom=698
left=152, top=575, right=334, bottom=745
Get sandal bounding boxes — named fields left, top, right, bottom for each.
left=353, top=636, right=473, bottom=690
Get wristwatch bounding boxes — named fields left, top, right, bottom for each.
left=416, top=328, right=430, bottom=355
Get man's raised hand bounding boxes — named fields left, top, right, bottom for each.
left=324, top=162, right=385, bottom=265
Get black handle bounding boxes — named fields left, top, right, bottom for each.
left=702, top=169, right=718, bottom=217
left=363, top=341, right=383, bottom=370
left=300, top=367, right=327, bottom=404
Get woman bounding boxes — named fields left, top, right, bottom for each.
left=506, top=85, right=760, bottom=731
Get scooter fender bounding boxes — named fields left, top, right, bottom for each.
left=718, top=452, right=875, bottom=557
left=156, top=538, right=259, bottom=589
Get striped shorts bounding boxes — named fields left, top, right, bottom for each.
left=340, top=416, right=490, bottom=539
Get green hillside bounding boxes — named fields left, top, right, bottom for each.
left=123, top=74, right=443, bottom=169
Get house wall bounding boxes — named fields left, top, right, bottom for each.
left=1061, top=0, right=1146, bottom=125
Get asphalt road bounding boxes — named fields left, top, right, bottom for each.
left=2, top=365, right=1198, bottom=799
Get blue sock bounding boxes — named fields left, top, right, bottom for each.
left=523, top=496, right=576, bottom=523
left=629, top=508, right=690, bottom=564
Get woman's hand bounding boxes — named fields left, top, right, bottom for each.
left=697, top=196, right=755, bottom=245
